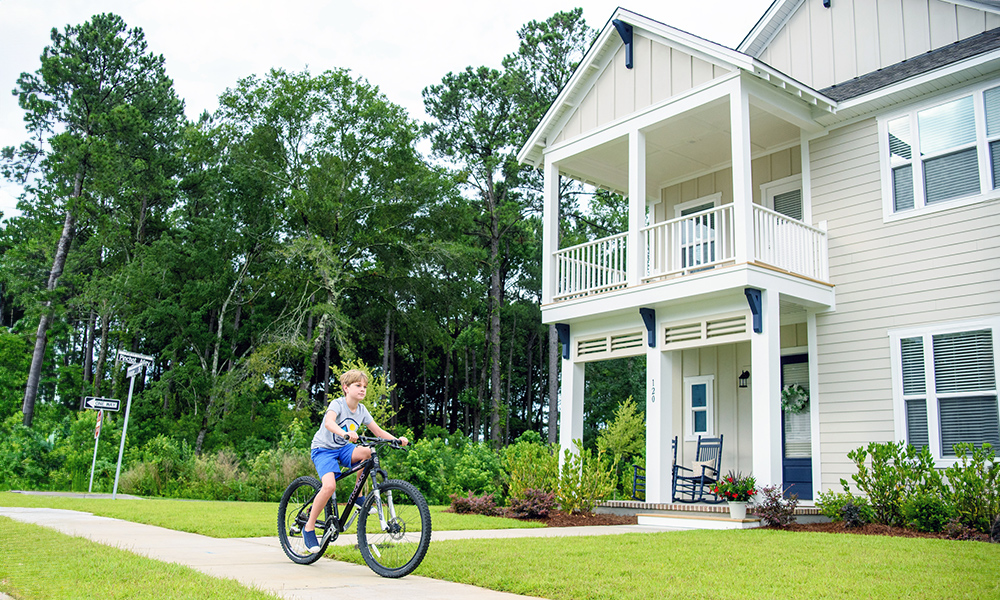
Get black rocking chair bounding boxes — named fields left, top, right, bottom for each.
left=671, top=434, right=724, bottom=504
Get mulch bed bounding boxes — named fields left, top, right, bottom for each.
left=767, top=520, right=992, bottom=542
left=542, top=511, right=638, bottom=527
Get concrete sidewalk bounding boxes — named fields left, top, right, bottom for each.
left=0, top=505, right=666, bottom=600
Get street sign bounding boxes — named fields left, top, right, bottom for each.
left=118, top=350, right=154, bottom=367
left=83, top=396, right=121, bottom=412
left=126, top=362, right=145, bottom=378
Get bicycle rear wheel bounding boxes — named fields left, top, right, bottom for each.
left=357, top=479, right=431, bottom=578
left=278, top=476, right=334, bottom=564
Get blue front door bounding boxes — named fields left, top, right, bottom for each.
left=781, top=354, right=812, bottom=500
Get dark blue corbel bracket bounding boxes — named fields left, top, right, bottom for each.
left=744, top=288, right=762, bottom=333
left=639, top=308, right=655, bottom=348
left=612, top=19, right=633, bottom=69
left=555, top=323, right=570, bottom=359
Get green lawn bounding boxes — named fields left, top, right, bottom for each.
left=0, top=492, right=543, bottom=537
left=2, top=492, right=998, bottom=600
left=0, top=517, right=281, bottom=600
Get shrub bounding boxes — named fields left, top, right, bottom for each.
left=846, top=441, right=943, bottom=526
left=501, top=432, right=558, bottom=501
left=901, top=492, right=955, bottom=533
left=596, top=397, right=645, bottom=497
left=507, top=489, right=556, bottom=519
left=382, top=437, right=455, bottom=505
left=841, top=500, right=873, bottom=529
left=449, top=491, right=501, bottom=516
left=943, top=518, right=980, bottom=541
left=943, top=443, right=999, bottom=534
left=817, top=488, right=875, bottom=525
left=556, top=440, right=616, bottom=514
left=452, top=442, right=503, bottom=498
left=755, top=484, right=798, bottom=528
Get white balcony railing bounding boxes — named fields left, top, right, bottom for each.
left=643, top=205, right=735, bottom=282
left=752, top=204, right=828, bottom=281
left=553, top=232, right=628, bottom=301
left=552, top=203, right=829, bottom=301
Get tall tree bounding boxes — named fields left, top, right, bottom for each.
left=2, top=13, right=184, bottom=426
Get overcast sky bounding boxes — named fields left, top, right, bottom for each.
left=0, top=0, right=774, bottom=221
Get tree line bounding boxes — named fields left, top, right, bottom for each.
left=0, top=9, right=645, bottom=459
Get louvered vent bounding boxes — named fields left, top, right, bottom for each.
left=611, top=331, right=644, bottom=352
left=706, top=315, right=747, bottom=339
left=664, top=322, right=702, bottom=345
left=577, top=337, right=610, bottom=357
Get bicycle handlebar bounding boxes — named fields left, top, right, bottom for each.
left=341, top=435, right=406, bottom=449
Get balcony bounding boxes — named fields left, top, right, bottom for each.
left=553, top=204, right=828, bottom=302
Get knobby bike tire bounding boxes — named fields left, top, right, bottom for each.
left=277, top=476, right=334, bottom=564
left=357, top=479, right=432, bottom=578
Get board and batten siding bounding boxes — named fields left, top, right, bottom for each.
left=809, top=116, right=1000, bottom=489
left=555, top=35, right=732, bottom=145
left=655, top=147, right=801, bottom=222
left=757, top=0, right=1000, bottom=91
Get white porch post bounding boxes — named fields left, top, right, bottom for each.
left=645, top=347, right=674, bottom=503
left=751, top=289, right=782, bottom=486
left=559, top=358, right=586, bottom=458
left=627, top=129, right=646, bottom=287
left=730, top=80, right=754, bottom=265
left=542, top=157, right=559, bottom=305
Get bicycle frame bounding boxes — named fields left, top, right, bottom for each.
left=318, top=437, right=393, bottom=543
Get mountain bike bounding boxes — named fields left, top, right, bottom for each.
left=277, top=436, right=431, bottom=578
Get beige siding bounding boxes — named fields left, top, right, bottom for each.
left=757, top=0, right=1000, bottom=90
left=809, top=117, right=1000, bottom=491
left=655, top=147, right=801, bottom=221
left=555, top=35, right=733, bottom=145
left=674, top=343, right=753, bottom=476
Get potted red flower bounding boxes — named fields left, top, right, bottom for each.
left=712, top=471, right=757, bottom=519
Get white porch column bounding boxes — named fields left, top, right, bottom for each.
left=645, top=347, right=674, bottom=503
left=751, top=289, right=782, bottom=486
left=542, top=157, right=560, bottom=305
left=627, top=129, right=646, bottom=287
left=559, top=358, right=586, bottom=458
left=730, top=80, right=754, bottom=264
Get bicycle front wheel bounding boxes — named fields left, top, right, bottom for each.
left=357, top=479, right=431, bottom=578
left=277, top=476, right=334, bottom=564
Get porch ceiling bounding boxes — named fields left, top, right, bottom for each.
left=556, top=99, right=801, bottom=197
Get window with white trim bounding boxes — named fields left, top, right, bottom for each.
left=761, top=175, right=803, bottom=221
left=881, top=82, right=1000, bottom=219
left=891, top=320, right=1000, bottom=462
left=684, top=375, right=715, bottom=440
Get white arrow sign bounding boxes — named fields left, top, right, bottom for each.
left=84, top=396, right=121, bottom=412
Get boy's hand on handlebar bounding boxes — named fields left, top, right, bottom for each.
left=397, top=437, right=409, bottom=447
left=341, top=431, right=359, bottom=443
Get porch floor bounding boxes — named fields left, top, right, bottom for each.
left=597, top=500, right=827, bottom=530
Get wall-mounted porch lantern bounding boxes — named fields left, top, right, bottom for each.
left=738, top=370, right=750, bottom=388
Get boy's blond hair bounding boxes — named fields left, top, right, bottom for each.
left=340, top=369, right=369, bottom=388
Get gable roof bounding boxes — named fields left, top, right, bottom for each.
left=517, top=7, right=835, bottom=167
left=820, top=27, right=1000, bottom=101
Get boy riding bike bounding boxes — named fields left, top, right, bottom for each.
left=302, top=369, right=408, bottom=553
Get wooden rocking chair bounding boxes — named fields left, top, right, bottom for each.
left=671, top=434, right=724, bottom=504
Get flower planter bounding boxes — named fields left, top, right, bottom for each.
left=728, top=501, right=748, bottom=520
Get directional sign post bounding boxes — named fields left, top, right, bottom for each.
left=89, top=410, right=104, bottom=493
left=112, top=351, right=154, bottom=500
left=83, top=396, right=121, bottom=412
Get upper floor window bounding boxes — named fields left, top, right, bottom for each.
left=890, top=319, right=1000, bottom=464
left=881, top=83, right=1000, bottom=219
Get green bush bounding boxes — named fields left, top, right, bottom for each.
left=944, top=442, right=1000, bottom=534
left=381, top=437, right=456, bottom=504
left=246, top=448, right=313, bottom=502
left=900, top=492, right=955, bottom=533
left=846, top=441, right=943, bottom=526
left=501, top=432, right=558, bottom=502
left=452, top=442, right=503, bottom=497
left=0, top=415, right=61, bottom=490
left=596, top=397, right=645, bottom=497
left=121, top=434, right=192, bottom=497
left=556, top=440, right=616, bottom=514
left=816, top=488, right=875, bottom=524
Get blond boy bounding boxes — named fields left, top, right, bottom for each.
left=302, top=369, right=408, bottom=553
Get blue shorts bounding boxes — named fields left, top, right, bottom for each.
left=311, top=444, right=357, bottom=479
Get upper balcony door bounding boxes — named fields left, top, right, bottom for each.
left=675, top=193, right=722, bottom=272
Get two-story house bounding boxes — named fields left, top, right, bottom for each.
left=519, top=0, right=1000, bottom=506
